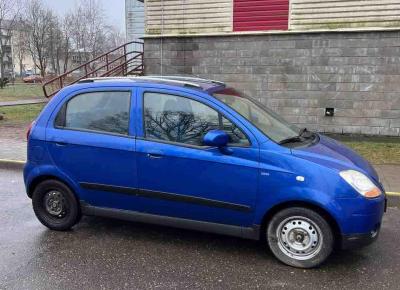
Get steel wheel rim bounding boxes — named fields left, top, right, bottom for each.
left=276, top=216, right=323, bottom=261
left=44, top=191, right=67, bottom=218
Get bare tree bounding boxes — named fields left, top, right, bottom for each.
left=61, top=14, right=73, bottom=73
left=104, top=25, right=126, bottom=51
left=68, top=0, right=108, bottom=63
left=47, top=15, right=64, bottom=75
left=18, top=0, right=125, bottom=78
left=0, top=0, right=21, bottom=79
left=13, top=18, right=29, bottom=76
left=81, top=0, right=107, bottom=59
left=145, top=110, right=217, bottom=144
left=25, top=0, right=53, bottom=77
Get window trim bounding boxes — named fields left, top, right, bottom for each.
left=53, top=125, right=136, bottom=139
left=54, top=90, right=133, bottom=137
left=141, top=91, right=252, bottom=148
left=137, top=136, right=214, bottom=150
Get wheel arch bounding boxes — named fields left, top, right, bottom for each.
left=259, top=200, right=342, bottom=248
left=27, top=174, right=76, bottom=199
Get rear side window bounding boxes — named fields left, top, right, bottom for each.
left=143, top=92, right=250, bottom=146
left=55, top=91, right=131, bottom=135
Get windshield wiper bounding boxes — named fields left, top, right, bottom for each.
left=299, top=127, right=314, bottom=138
left=278, top=135, right=305, bottom=145
left=278, top=128, right=315, bottom=145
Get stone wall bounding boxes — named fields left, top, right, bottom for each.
left=144, top=31, right=400, bottom=136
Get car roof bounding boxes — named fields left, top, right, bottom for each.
left=73, top=76, right=226, bottom=93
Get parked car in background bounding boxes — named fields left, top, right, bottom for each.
left=23, top=74, right=43, bottom=83
left=23, top=69, right=34, bottom=77
left=24, top=76, right=386, bottom=268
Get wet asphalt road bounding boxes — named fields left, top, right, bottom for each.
left=1, top=168, right=400, bottom=290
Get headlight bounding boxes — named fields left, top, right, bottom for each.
left=339, top=170, right=381, bottom=198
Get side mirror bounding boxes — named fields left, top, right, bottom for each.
left=203, top=130, right=229, bottom=148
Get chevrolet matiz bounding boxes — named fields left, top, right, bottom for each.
left=24, top=76, right=386, bottom=268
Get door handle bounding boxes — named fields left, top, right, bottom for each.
left=147, top=153, right=163, bottom=159
left=55, top=142, right=67, bottom=147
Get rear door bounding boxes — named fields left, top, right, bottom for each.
left=135, top=88, right=260, bottom=227
left=46, top=88, right=143, bottom=211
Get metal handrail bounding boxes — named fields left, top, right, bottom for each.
left=101, top=53, right=143, bottom=77
left=42, top=40, right=144, bottom=98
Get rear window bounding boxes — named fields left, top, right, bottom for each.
left=55, top=91, right=131, bottom=135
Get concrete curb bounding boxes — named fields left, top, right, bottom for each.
left=0, top=99, right=48, bottom=107
left=0, top=159, right=26, bottom=170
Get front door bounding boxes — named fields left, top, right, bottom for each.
left=135, top=88, right=259, bottom=226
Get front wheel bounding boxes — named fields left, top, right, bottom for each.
left=32, top=180, right=81, bottom=231
left=267, top=207, right=334, bottom=268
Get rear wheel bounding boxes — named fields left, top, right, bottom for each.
left=267, top=207, right=334, bottom=268
left=32, top=180, right=81, bottom=231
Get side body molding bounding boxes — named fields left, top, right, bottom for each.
left=81, top=202, right=260, bottom=240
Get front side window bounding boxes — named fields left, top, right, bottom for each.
left=143, top=92, right=250, bottom=146
left=56, top=91, right=131, bottom=135
left=213, top=88, right=299, bottom=143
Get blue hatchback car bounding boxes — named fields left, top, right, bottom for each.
left=24, top=76, right=386, bottom=268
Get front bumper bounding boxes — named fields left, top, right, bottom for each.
left=335, top=193, right=386, bottom=250
left=340, top=196, right=387, bottom=249
left=341, top=224, right=381, bottom=249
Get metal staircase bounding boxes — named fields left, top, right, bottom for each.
left=42, top=40, right=144, bottom=98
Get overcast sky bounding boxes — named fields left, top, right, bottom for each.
left=42, top=0, right=126, bottom=32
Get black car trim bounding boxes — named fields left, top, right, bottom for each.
left=80, top=182, right=252, bottom=213
left=80, top=202, right=260, bottom=240
left=81, top=182, right=138, bottom=195
left=341, top=231, right=380, bottom=249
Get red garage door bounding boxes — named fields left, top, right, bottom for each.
left=233, top=0, right=289, bottom=32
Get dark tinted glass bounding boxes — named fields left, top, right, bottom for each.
left=144, top=92, right=249, bottom=146
left=55, top=104, right=66, bottom=127
left=60, top=91, right=130, bottom=135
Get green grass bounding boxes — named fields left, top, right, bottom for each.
left=0, top=104, right=46, bottom=125
left=342, top=141, right=400, bottom=165
left=0, top=84, right=44, bottom=102
left=330, top=135, right=400, bottom=165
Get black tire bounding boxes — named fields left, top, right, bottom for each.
left=266, top=207, right=334, bottom=268
left=32, top=179, right=81, bottom=231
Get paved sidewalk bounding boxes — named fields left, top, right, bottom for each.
left=0, top=98, right=47, bottom=107
left=375, top=165, right=399, bottom=193
left=0, top=139, right=398, bottom=193
left=0, top=138, right=26, bottom=161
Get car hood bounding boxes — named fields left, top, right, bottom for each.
left=292, top=134, right=379, bottom=183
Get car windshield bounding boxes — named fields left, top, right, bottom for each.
left=213, top=88, right=300, bottom=144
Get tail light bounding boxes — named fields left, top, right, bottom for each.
left=26, top=121, right=36, bottom=140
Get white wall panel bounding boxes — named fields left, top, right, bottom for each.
left=290, top=0, right=400, bottom=30
left=145, top=0, right=232, bottom=35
